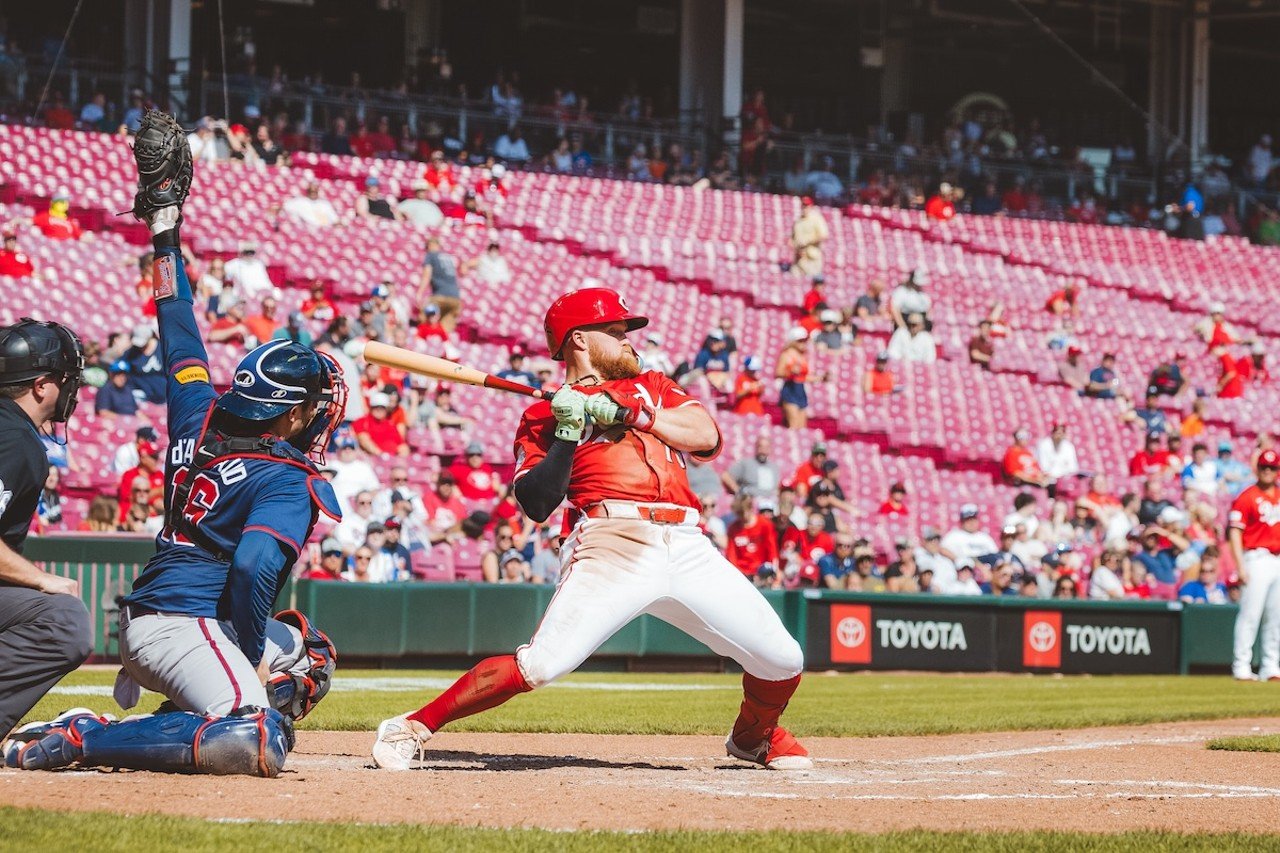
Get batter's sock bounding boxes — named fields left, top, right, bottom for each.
left=730, top=673, right=802, bottom=747
left=408, top=655, right=531, bottom=732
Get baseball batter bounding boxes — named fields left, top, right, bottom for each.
left=373, top=288, right=810, bottom=771
left=3, top=111, right=343, bottom=777
left=1228, top=448, right=1280, bottom=681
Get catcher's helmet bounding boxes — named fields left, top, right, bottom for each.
left=216, top=341, right=346, bottom=457
left=0, top=318, right=85, bottom=423
left=544, top=287, right=647, bottom=360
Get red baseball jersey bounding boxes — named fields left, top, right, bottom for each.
left=726, top=515, right=779, bottom=577
left=1230, top=485, right=1280, bottom=553
left=512, top=371, right=719, bottom=512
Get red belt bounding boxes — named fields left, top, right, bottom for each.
left=585, top=504, right=691, bottom=524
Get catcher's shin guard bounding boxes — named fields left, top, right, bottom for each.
left=75, top=707, right=292, bottom=777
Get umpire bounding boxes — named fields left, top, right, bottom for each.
left=0, top=319, right=93, bottom=736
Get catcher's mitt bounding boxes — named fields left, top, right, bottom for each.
left=130, top=109, right=192, bottom=223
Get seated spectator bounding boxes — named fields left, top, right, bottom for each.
left=1133, top=388, right=1169, bottom=435
left=1088, top=549, right=1127, bottom=600
left=641, top=333, right=675, bottom=376
left=863, top=351, right=895, bottom=395
left=1045, top=279, right=1083, bottom=317
left=301, top=539, right=348, bottom=581
left=76, top=496, right=117, bottom=533
left=117, top=442, right=163, bottom=522
left=726, top=493, right=778, bottom=581
left=379, top=518, right=412, bottom=581
left=95, top=361, right=139, bottom=418
left=730, top=355, right=766, bottom=416
left=1053, top=575, right=1080, bottom=599
left=1137, top=477, right=1174, bottom=526
left=353, top=391, right=409, bottom=456
left=449, top=441, right=501, bottom=502
left=1057, top=345, right=1089, bottom=392
left=78, top=92, right=107, bottom=129
left=817, top=535, right=858, bottom=590
left=1178, top=547, right=1228, bottom=604
left=283, top=182, right=341, bottom=228
left=0, top=228, right=35, bottom=277
left=886, top=313, right=936, bottom=363
left=941, top=504, right=999, bottom=562
left=1084, top=352, right=1119, bottom=399
left=333, top=488, right=377, bottom=554
left=889, top=270, right=931, bottom=329
left=421, top=383, right=473, bottom=436
left=1129, top=432, right=1171, bottom=477
left=968, top=320, right=996, bottom=370
left=1035, top=423, right=1079, bottom=488
left=187, top=119, right=220, bottom=163
left=684, top=454, right=722, bottom=502
left=422, top=472, right=467, bottom=545
left=251, top=124, right=287, bottom=167
left=1134, top=525, right=1180, bottom=597
left=970, top=180, right=1002, bottom=216
left=122, top=324, right=165, bottom=404
left=924, top=182, right=957, bottom=221
left=980, top=559, right=1019, bottom=596
left=343, top=546, right=377, bottom=582
left=694, top=330, right=733, bottom=392
left=786, top=442, right=828, bottom=499
left=224, top=241, right=275, bottom=300
left=243, top=296, right=281, bottom=346
left=813, top=310, right=848, bottom=351
left=320, top=117, right=354, bottom=156
left=499, top=549, right=533, bottom=583
left=878, top=482, right=909, bottom=518
left=298, top=281, right=336, bottom=323
left=1148, top=352, right=1187, bottom=398
left=465, top=241, right=514, bottom=287
left=1003, top=428, right=1050, bottom=488
left=371, top=466, right=426, bottom=526
left=1239, top=342, right=1270, bottom=386
left=950, top=559, right=983, bottom=596
left=207, top=301, right=250, bottom=346
left=916, top=526, right=957, bottom=590
left=854, top=278, right=887, bottom=321
left=492, top=347, right=535, bottom=388
left=399, top=180, right=445, bottom=228
left=884, top=540, right=919, bottom=593
left=355, top=176, right=402, bottom=221
left=804, top=158, right=844, bottom=202
left=1218, top=441, right=1252, bottom=497
left=32, top=191, right=83, bottom=241
left=780, top=512, right=835, bottom=579
left=529, top=526, right=564, bottom=585
left=1181, top=442, right=1219, bottom=498
left=802, top=277, right=827, bottom=315
left=722, top=436, right=779, bottom=499
left=113, top=425, right=159, bottom=476
left=494, top=126, right=531, bottom=163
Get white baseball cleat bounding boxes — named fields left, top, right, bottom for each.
left=1234, top=670, right=1260, bottom=682
left=372, top=714, right=433, bottom=771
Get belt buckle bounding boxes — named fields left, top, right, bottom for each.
left=649, top=507, right=687, bottom=525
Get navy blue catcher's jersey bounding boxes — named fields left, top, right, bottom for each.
left=123, top=248, right=340, bottom=618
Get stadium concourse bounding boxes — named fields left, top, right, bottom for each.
left=0, top=122, right=1273, bottom=597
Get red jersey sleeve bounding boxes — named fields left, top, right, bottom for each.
left=512, top=401, right=554, bottom=483
left=638, top=371, right=722, bottom=461
left=1230, top=489, right=1256, bottom=532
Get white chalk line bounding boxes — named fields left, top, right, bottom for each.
left=47, top=676, right=729, bottom=698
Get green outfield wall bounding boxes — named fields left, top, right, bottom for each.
left=25, top=536, right=1244, bottom=674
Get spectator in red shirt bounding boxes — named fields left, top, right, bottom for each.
left=1238, top=342, right=1270, bottom=386
left=348, top=121, right=377, bottom=159
left=924, top=182, right=957, bottom=221
left=878, top=482, right=909, bottom=517
left=415, top=303, right=449, bottom=343
left=367, top=116, right=397, bottom=157
left=208, top=301, right=250, bottom=346
left=1203, top=302, right=1239, bottom=350
left=1045, top=279, right=1083, bottom=317
left=32, top=191, right=83, bottom=240
left=1003, top=428, right=1050, bottom=487
left=968, top=320, right=996, bottom=370
left=423, top=472, right=467, bottom=545
left=787, top=442, right=828, bottom=499
left=43, top=93, right=75, bottom=130
left=1216, top=345, right=1245, bottom=398
left=301, top=540, right=349, bottom=581
left=725, top=493, right=779, bottom=580
left=1002, top=177, right=1029, bottom=213
left=0, top=229, right=34, bottom=277
left=118, top=441, right=164, bottom=522
left=353, top=391, right=409, bottom=457
left=1129, top=431, right=1171, bottom=476
left=781, top=512, right=835, bottom=568
left=802, top=277, right=827, bottom=315
left=731, top=355, right=766, bottom=415
left=423, top=150, right=457, bottom=194
left=448, top=441, right=501, bottom=502
left=301, top=281, right=337, bottom=323
left=863, top=351, right=895, bottom=395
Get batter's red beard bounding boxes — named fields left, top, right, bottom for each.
left=587, top=339, right=642, bottom=381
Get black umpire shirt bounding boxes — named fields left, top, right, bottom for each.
left=0, top=397, right=47, bottom=554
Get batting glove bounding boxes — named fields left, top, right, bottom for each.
left=551, top=386, right=588, bottom=442
left=595, top=389, right=656, bottom=432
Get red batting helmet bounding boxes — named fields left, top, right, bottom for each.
left=543, top=287, right=648, bottom=360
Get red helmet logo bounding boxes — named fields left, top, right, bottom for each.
left=544, top=287, right=648, bottom=360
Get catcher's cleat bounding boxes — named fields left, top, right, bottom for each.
left=371, top=714, right=433, bottom=771
left=130, top=109, right=192, bottom=228
left=3, top=709, right=103, bottom=771
left=726, top=725, right=814, bottom=770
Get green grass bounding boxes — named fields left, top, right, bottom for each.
left=1207, top=733, right=1280, bottom=753
left=28, top=668, right=1280, bottom=737
left=2, top=807, right=1276, bottom=852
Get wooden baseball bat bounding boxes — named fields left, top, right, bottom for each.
left=361, top=341, right=547, bottom=399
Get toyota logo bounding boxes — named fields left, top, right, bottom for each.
left=1028, top=620, right=1057, bottom=653
left=836, top=616, right=866, bottom=649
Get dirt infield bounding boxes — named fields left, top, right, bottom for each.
left=3, top=719, right=1280, bottom=833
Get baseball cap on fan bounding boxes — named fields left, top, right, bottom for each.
left=959, top=503, right=980, bottom=520
left=1259, top=450, right=1280, bottom=469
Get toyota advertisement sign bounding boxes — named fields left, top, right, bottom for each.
left=808, top=595, right=1179, bottom=674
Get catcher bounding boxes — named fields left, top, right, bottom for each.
left=3, top=111, right=344, bottom=777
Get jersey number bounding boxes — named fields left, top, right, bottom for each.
left=163, top=469, right=221, bottom=547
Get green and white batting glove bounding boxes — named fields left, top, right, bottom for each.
left=584, top=394, right=622, bottom=427
left=551, top=386, right=588, bottom=442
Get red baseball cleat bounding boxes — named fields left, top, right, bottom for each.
left=726, top=726, right=813, bottom=770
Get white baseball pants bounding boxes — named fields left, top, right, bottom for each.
left=116, top=610, right=310, bottom=715
left=1233, top=550, right=1280, bottom=679
left=515, top=513, right=804, bottom=688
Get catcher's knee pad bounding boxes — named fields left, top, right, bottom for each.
left=267, top=609, right=336, bottom=722
left=79, top=707, right=292, bottom=777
